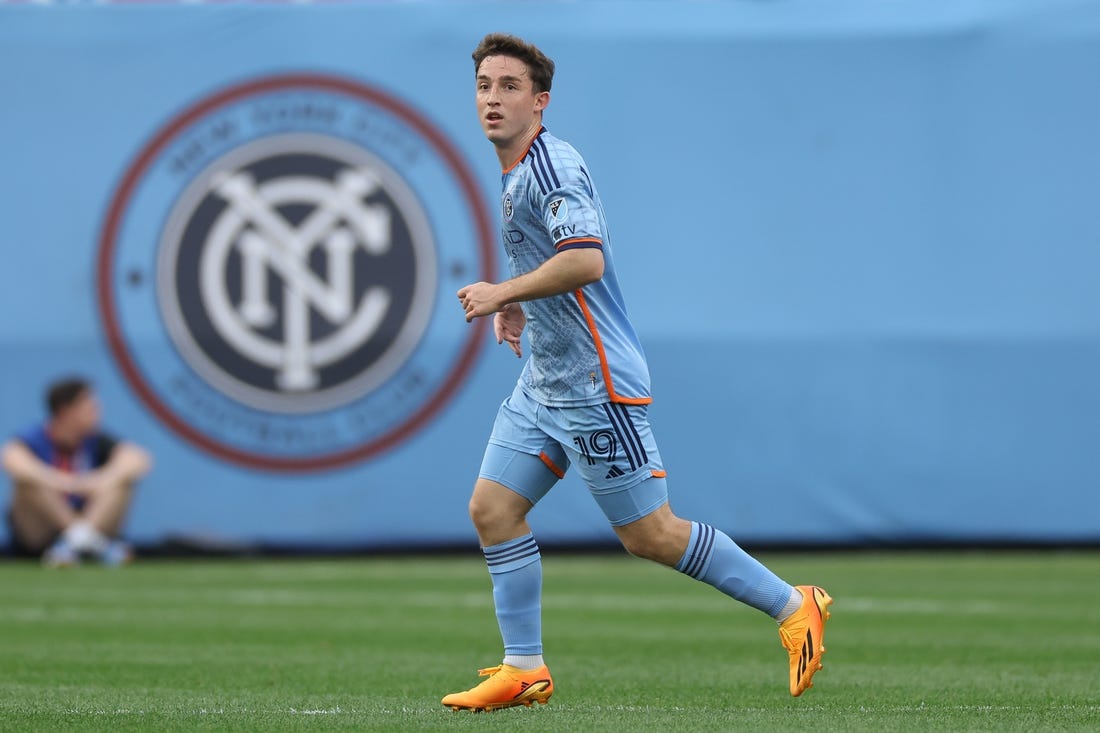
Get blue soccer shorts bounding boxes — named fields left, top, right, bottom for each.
left=478, top=383, right=669, bottom=526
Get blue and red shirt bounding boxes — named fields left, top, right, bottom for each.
left=17, top=425, right=118, bottom=473
left=14, top=426, right=118, bottom=510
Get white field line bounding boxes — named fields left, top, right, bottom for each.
left=57, top=702, right=1100, bottom=716
left=837, top=597, right=1001, bottom=614
left=0, top=593, right=1032, bottom=617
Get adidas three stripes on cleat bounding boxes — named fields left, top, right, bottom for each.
left=441, top=664, right=554, bottom=712
left=778, top=585, right=833, bottom=696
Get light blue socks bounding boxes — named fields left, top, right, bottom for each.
left=676, top=521, right=797, bottom=619
left=483, top=533, right=544, bottom=658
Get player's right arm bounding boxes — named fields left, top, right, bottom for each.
left=458, top=247, right=604, bottom=322
left=77, top=440, right=152, bottom=494
left=0, top=440, right=76, bottom=492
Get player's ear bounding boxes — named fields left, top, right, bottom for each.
left=534, top=91, right=550, bottom=113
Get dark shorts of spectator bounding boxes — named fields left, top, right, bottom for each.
left=5, top=508, right=56, bottom=558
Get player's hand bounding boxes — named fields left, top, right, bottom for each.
left=49, top=470, right=82, bottom=495
left=457, top=281, right=504, bottom=322
left=70, top=470, right=110, bottom=497
left=494, top=304, right=525, bottom=358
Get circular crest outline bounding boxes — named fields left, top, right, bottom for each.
left=97, top=73, right=494, bottom=472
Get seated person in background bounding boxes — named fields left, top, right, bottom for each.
left=2, top=377, right=151, bottom=566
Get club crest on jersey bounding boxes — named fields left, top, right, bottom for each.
left=503, top=192, right=514, bottom=222
left=548, top=197, right=566, bottom=219
left=97, top=74, right=494, bottom=471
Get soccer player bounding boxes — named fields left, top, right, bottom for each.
left=2, top=377, right=151, bottom=566
left=443, top=33, right=832, bottom=712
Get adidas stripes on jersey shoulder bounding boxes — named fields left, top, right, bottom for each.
left=500, top=127, right=651, bottom=407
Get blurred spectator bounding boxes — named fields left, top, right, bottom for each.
left=2, top=377, right=151, bottom=566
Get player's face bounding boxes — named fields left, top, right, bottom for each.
left=66, top=391, right=102, bottom=436
left=475, top=55, right=548, bottom=153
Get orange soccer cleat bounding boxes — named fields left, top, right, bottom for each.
left=441, top=664, right=554, bottom=712
left=778, top=585, right=834, bottom=696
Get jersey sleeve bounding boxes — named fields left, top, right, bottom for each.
left=537, top=164, right=604, bottom=252
left=91, top=432, right=119, bottom=468
left=14, top=425, right=50, bottom=463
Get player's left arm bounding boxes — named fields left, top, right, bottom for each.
left=494, top=303, right=527, bottom=358
left=77, top=437, right=153, bottom=493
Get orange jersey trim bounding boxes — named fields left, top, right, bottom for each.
left=651, top=469, right=667, bottom=479
left=502, top=127, right=546, bottom=174
left=574, top=290, right=653, bottom=406
left=539, top=451, right=566, bottom=479
left=555, top=237, right=603, bottom=250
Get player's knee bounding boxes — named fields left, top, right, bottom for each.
left=115, top=478, right=139, bottom=498
left=11, top=479, right=47, bottom=497
left=468, top=479, right=532, bottom=534
left=617, top=514, right=689, bottom=566
left=468, top=492, right=508, bottom=534
left=619, top=532, right=670, bottom=563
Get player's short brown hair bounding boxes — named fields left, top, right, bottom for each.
left=472, top=33, right=555, bottom=94
left=46, top=377, right=91, bottom=416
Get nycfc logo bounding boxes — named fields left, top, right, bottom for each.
left=98, top=75, right=494, bottom=470
left=503, top=192, right=514, bottom=222
left=158, top=135, right=434, bottom=413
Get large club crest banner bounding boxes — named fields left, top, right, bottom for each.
left=98, top=74, right=493, bottom=471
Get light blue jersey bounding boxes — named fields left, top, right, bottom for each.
left=501, top=127, right=651, bottom=407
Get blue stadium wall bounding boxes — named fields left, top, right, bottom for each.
left=1, top=0, right=1098, bottom=550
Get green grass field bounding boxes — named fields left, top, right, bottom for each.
left=0, top=551, right=1097, bottom=732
